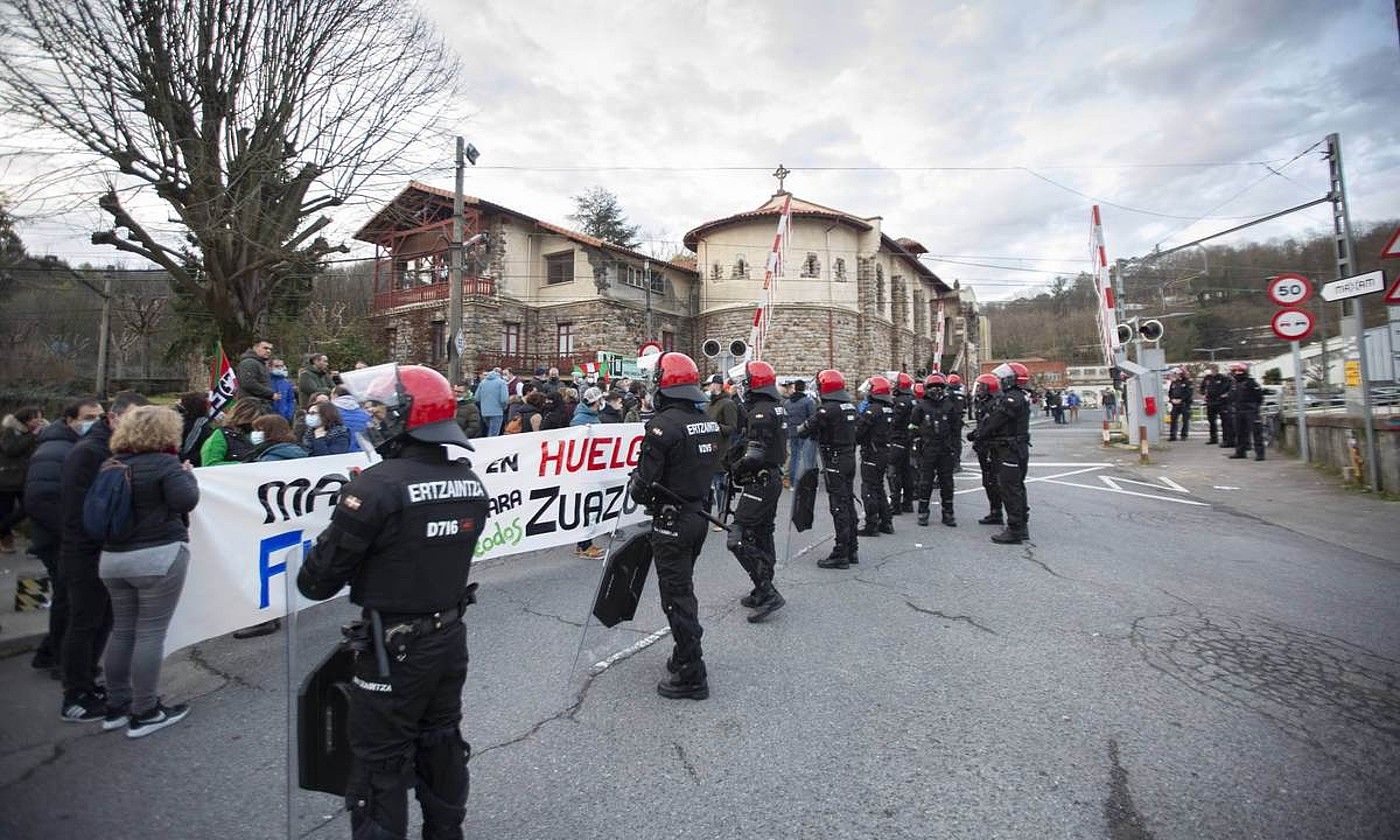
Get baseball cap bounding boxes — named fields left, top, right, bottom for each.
left=582, top=386, right=603, bottom=405
left=707, top=374, right=724, bottom=385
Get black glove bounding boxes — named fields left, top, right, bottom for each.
left=966, top=431, right=977, bottom=442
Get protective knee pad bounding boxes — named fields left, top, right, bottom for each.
left=725, top=528, right=743, bottom=553
left=415, top=726, right=469, bottom=838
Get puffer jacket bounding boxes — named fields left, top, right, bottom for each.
left=102, top=451, right=200, bottom=552
left=61, top=420, right=113, bottom=562
left=22, top=421, right=79, bottom=532
left=0, top=414, right=39, bottom=492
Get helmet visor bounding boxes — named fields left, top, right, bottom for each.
left=337, top=363, right=405, bottom=451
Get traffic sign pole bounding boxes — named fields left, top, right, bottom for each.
left=1292, top=339, right=1308, bottom=464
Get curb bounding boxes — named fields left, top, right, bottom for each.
left=0, top=630, right=44, bottom=659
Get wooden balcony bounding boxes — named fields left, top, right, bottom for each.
left=372, top=274, right=496, bottom=312
left=473, top=352, right=592, bottom=376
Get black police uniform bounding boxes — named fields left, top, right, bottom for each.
left=727, top=391, right=788, bottom=619
left=855, top=394, right=894, bottom=535
left=628, top=398, right=722, bottom=697
left=797, top=392, right=859, bottom=567
left=886, top=387, right=916, bottom=514
left=298, top=441, right=489, bottom=840
left=1200, top=372, right=1233, bottom=446
left=972, top=384, right=1031, bottom=542
left=910, top=387, right=962, bottom=526
left=1168, top=378, right=1194, bottom=440
left=1228, top=373, right=1265, bottom=460
left=972, top=390, right=1002, bottom=524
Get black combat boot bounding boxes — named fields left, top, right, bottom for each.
left=879, top=520, right=894, bottom=534
left=858, top=521, right=879, bottom=537
left=657, top=662, right=709, bottom=700
left=739, top=586, right=763, bottom=608
left=917, top=501, right=930, bottom=526
left=978, top=510, right=1003, bottom=525
left=941, top=507, right=956, bottom=527
left=990, top=526, right=1025, bottom=544
left=747, top=584, right=786, bottom=623
left=901, top=501, right=914, bottom=513
left=889, top=500, right=903, bottom=517
left=817, top=553, right=850, bottom=569
left=1255, top=453, right=1265, bottom=461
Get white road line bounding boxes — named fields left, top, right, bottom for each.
left=590, top=626, right=671, bottom=674
left=953, top=464, right=1108, bottom=495
left=1099, top=475, right=1190, bottom=494
left=1040, top=478, right=1209, bottom=506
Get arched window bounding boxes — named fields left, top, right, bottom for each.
left=732, top=255, right=749, bottom=279
left=801, top=252, right=820, bottom=278
left=711, top=262, right=723, bottom=280
left=833, top=257, right=847, bottom=282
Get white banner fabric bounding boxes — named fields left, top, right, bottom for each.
left=165, top=423, right=648, bottom=654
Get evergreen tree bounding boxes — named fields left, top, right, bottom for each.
left=568, top=187, right=641, bottom=248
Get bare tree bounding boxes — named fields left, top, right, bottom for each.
left=0, top=0, right=460, bottom=348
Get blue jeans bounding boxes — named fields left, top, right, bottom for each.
left=484, top=415, right=503, bottom=436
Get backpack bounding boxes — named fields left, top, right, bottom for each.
left=83, top=456, right=135, bottom=542
left=503, top=414, right=523, bottom=434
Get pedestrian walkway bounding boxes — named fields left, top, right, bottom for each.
left=0, top=536, right=49, bottom=657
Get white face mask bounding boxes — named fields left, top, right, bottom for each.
left=305, top=414, right=322, bottom=429
left=249, top=430, right=266, bottom=445
left=78, top=419, right=98, bottom=436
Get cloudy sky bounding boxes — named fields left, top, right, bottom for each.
left=7, top=0, right=1399, bottom=300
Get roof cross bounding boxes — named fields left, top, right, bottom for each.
left=772, top=164, right=790, bottom=194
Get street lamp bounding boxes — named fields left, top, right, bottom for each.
left=1193, top=346, right=1229, bottom=362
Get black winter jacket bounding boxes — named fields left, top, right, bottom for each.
left=61, top=421, right=113, bottom=561
left=235, top=349, right=274, bottom=401
left=23, top=421, right=79, bottom=533
left=103, top=451, right=200, bottom=552
left=0, top=415, right=39, bottom=492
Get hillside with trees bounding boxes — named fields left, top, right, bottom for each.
left=985, top=219, right=1398, bottom=365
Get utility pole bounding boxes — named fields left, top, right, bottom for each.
left=95, top=266, right=114, bottom=399
left=1327, top=132, right=1378, bottom=491
left=448, top=137, right=465, bottom=386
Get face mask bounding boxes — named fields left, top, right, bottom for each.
left=250, top=430, right=266, bottom=445
left=78, top=419, right=98, bottom=436
left=305, top=414, right=322, bottom=429
left=270, top=368, right=287, bottom=377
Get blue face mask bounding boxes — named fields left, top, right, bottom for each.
left=78, top=419, right=98, bottom=436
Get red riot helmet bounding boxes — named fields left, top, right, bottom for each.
left=913, top=382, right=925, bottom=399
left=867, top=375, right=894, bottom=404
left=925, top=372, right=947, bottom=388
left=655, top=351, right=705, bottom=402
left=1008, top=362, right=1031, bottom=385
left=743, top=360, right=780, bottom=399
left=338, top=363, right=470, bottom=453
left=895, top=372, right=915, bottom=394
left=974, top=373, right=1001, bottom=395
left=816, top=369, right=851, bottom=401
left=1228, top=362, right=1248, bottom=374
left=947, top=373, right=962, bottom=386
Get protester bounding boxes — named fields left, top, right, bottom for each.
left=0, top=405, right=46, bottom=551
left=268, top=358, right=298, bottom=422
left=785, top=379, right=816, bottom=490
left=177, top=392, right=215, bottom=467
left=60, top=391, right=150, bottom=722
left=570, top=388, right=605, bottom=559
left=599, top=390, right=626, bottom=424
left=1101, top=388, right=1117, bottom=421
left=331, top=386, right=372, bottom=451
left=200, top=400, right=262, bottom=466
left=624, top=390, right=653, bottom=424
left=453, top=383, right=483, bottom=438
left=301, top=401, right=351, bottom=456
left=96, top=405, right=200, bottom=737
left=543, top=386, right=574, bottom=429
left=24, top=398, right=103, bottom=674
left=234, top=339, right=276, bottom=412
left=297, top=353, right=336, bottom=405
left=514, top=391, right=546, bottom=433
left=476, top=368, right=509, bottom=435
left=705, top=375, right=741, bottom=528
left=247, top=416, right=309, bottom=461
left=1066, top=390, right=1081, bottom=423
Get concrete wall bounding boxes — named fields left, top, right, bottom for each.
left=1281, top=414, right=1400, bottom=492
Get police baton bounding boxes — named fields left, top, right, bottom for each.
left=650, top=482, right=730, bottom=532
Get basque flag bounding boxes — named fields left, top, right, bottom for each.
left=208, top=343, right=238, bottom=417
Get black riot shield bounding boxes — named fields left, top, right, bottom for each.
left=791, top=467, right=819, bottom=532
left=297, top=643, right=355, bottom=796
left=591, top=532, right=654, bottom=628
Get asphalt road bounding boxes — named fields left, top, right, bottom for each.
left=2, top=419, right=1398, bottom=839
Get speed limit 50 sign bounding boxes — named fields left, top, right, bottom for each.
left=1267, top=273, right=1313, bottom=306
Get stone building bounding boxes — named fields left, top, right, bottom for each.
left=359, top=183, right=968, bottom=381
left=356, top=182, right=699, bottom=377
left=683, top=191, right=958, bottom=378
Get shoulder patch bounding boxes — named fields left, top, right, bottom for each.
left=651, top=426, right=665, bottom=436
left=340, top=494, right=362, bottom=511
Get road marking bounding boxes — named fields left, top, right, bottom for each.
left=954, top=465, right=1107, bottom=495
left=1040, top=478, right=1209, bottom=506
left=1098, top=475, right=1189, bottom=494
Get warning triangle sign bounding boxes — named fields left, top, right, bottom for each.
left=1382, top=225, right=1400, bottom=261
left=1385, top=273, right=1400, bottom=306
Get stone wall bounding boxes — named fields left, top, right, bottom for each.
left=1280, top=414, right=1400, bottom=492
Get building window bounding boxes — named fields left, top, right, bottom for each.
left=834, top=257, right=846, bottom=282
left=430, top=320, right=446, bottom=365
left=732, top=255, right=749, bottom=279
left=711, top=262, right=723, bottom=280
left=801, top=252, right=820, bottom=278
left=557, top=322, right=575, bottom=356
left=661, top=330, right=675, bottom=351
left=619, top=264, right=666, bottom=295
left=546, top=251, right=573, bottom=285
left=501, top=321, right=520, bottom=355
left=650, top=270, right=665, bottom=295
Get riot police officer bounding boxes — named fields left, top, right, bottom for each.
left=946, top=373, right=967, bottom=470
left=797, top=369, right=859, bottom=569
left=970, top=373, right=1004, bottom=526
left=1227, top=361, right=1265, bottom=461
left=297, top=364, right=489, bottom=840
left=971, top=362, right=1031, bottom=544
left=856, top=375, right=895, bottom=536
left=910, top=372, right=961, bottom=527
left=886, top=373, right=916, bottom=514
left=1199, top=364, right=1233, bottom=446
left=726, top=360, right=788, bottom=622
left=628, top=352, right=722, bottom=699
